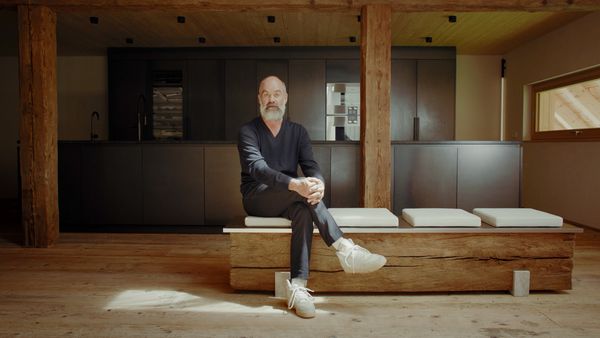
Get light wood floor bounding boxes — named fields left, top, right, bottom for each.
left=1, top=227, right=599, bottom=338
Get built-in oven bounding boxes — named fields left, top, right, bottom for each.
left=326, top=83, right=360, bottom=141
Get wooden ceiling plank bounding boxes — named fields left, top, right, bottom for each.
left=2, top=0, right=600, bottom=12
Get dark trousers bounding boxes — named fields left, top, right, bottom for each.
left=242, top=184, right=344, bottom=279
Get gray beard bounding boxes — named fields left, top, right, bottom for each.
left=260, top=105, right=285, bottom=121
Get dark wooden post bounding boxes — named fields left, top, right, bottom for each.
left=359, top=4, right=392, bottom=208
left=18, top=5, right=59, bottom=247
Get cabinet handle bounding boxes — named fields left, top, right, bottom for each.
left=413, top=116, right=420, bottom=141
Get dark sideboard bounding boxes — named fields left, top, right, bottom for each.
left=58, top=141, right=521, bottom=230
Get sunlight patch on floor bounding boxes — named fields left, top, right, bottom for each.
left=104, top=289, right=329, bottom=315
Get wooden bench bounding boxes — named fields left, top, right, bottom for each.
left=224, top=219, right=582, bottom=294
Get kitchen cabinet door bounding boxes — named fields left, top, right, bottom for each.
left=58, top=143, right=82, bottom=226
left=187, top=59, right=225, bottom=140
left=257, top=59, right=288, bottom=87
left=326, top=59, right=360, bottom=83
left=289, top=60, right=326, bottom=140
left=108, top=59, right=149, bottom=141
left=330, top=144, right=360, bottom=207
left=204, top=146, right=245, bottom=225
left=393, top=144, right=458, bottom=215
left=142, top=144, right=205, bottom=225
left=391, top=59, right=417, bottom=141
left=457, top=145, right=521, bottom=212
left=81, top=144, right=143, bottom=225
left=225, top=60, right=257, bottom=141
left=417, top=59, right=456, bottom=141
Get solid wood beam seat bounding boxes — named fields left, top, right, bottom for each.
left=224, top=216, right=582, bottom=293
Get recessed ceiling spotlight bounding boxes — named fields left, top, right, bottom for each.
left=126, top=38, right=134, bottom=44
left=89, top=16, right=99, bottom=24
left=273, top=36, right=281, bottom=43
left=448, top=15, right=457, bottom=23
left=425, top=36, right=433, bottom=43
left=349, top=36, right=356, bottom=43
left=267, top=15, right=275, bottom=23
left=198, top=37, right=206, bottom=44
left=177, top=16, right=186, bottom=23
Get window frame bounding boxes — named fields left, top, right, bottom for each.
left=530, top=65, right=600, bottom=141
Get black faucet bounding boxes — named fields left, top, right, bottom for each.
left=90, top=111, right=100, bottom=142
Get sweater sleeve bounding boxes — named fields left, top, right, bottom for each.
left=298, top=127, right=324, bottom=183
left=238, top=125, right=293, bottom=190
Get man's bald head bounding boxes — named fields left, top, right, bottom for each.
left=259, top=76, right=287, bottom=94
left=258, top=75, right=288, bottom=121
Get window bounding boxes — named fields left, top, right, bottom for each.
left=531, top=66, right=600, bottom=140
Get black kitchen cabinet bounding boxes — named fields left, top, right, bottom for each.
left=58, top=141, right=520, bottom=229
left=108, top=47, right=456, bottom=142
left=187, top=59, right=225, bottom=140
left=108, top=60, right=150, bottom=141
left=417, top=59, right=456, bottom=141
left=330, top=145, right=360, bottom=207
left=391, top=59, right=455, bottom=141
left=58, top=143, right=82, bottom=226
left=393, top=144, right=458, bottom=215
left=289, top=60, right=326, bottom=140
left=225, top=60, right=257, bottom=141
left=326, top=59, right=360, bottom=83
left=204, top=146, right=246, bottom=225
left=257, top=59, right=288, bottom=88
left=391, top=60, right=417, bottom=141
left=457, top=145, right=521, bottom=212
left=142, top=144, right=205, bottom=225
left=81, top=144, right=143, bottom=225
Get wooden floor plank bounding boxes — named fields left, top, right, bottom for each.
left=0, top=228, right=599, bottom=337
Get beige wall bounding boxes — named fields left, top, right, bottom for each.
left=523, top=142, right=600, bottom=229
left=57, top=56, right=109, bottom=141
left=456, top=55, right=502, bottom=140
left=504, top=11, right=600, bottom=229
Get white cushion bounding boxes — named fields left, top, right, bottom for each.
left=244, top=216, right=291, bottom=227
left=472, top=208, right=563, bottom=227
left=402, top=208, right=481, bottom=227
left=329, top=208, right=398, bottom=227
left=244, top=208, right=398, bottom=228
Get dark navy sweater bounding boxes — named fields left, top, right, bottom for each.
left=237, top=117, right=323, bottom=196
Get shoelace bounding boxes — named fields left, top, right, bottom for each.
left=288, top=285, right=314, bottom=309
left=342, top=244, right=369, bottom=274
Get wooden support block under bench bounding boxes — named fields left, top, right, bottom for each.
left=224, top=223, right=582, bottom=293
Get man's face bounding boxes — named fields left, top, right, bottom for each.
left=258, top=78, right=288, bottom=121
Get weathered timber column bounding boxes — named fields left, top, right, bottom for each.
left=18, top=5, right=59, bottom=247
left=359, top=4, right=391, bottom=208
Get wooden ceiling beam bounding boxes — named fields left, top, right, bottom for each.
left=1, top=0, right=600, bottom=12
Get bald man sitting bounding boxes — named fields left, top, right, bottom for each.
left=237, top=76, right=386, bottom=319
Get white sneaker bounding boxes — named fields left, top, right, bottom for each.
left=336, top=239, right=386, bottom=273
left=286, top=280, right=315, bottom=318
